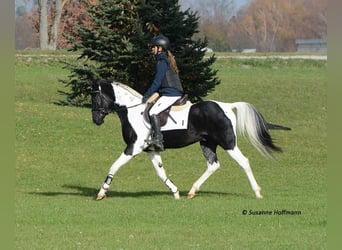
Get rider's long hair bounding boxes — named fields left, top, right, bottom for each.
left=167, top=50, right=179, bottom=74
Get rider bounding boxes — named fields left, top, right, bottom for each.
left=142, top=35, right=184, bottom=151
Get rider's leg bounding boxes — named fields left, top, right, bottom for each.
left=148, top=96, right=180, bottom=151
left=149, top=114, right=164, bottom=150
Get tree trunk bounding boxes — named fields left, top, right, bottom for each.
left=48, top=0, right=68, bottom=50
left=39, top=0, right=69, bottom=50
left=38, top=0, right=48, bottom=50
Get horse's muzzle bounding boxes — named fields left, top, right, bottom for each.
left=93, top=118, right=104, bottom=126
left=92, top=111, right=105, bottom=126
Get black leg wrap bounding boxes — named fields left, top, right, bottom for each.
left=104, top=175, right=113, bottom=186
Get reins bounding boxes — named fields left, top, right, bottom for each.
left=125, top=102, right=144, bottom=109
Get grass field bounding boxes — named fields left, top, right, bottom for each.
left=15, top=52, right=327, bottom=249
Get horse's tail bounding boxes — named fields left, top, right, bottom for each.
left=266, top=123, right=291, bottom=131
left=232, top=102, right=283, bottom=159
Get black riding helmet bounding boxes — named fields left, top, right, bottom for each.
left=150, top=35, right=170, bottom=50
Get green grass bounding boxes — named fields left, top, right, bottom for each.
left=15, top=53, right=327, bottom=249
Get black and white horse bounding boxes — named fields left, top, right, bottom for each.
left=91, top=81, right=290, bottom=200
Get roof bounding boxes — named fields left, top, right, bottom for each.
left=295, top=39, right=327, bottom=45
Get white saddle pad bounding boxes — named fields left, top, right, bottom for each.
left=143, top=102, right=192, bottom=131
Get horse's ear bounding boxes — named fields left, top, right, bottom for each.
left=98, top=79, right=110, bottom=85
left=91, top=79, right=104, bottom=90
left=91, top=82, right=98, bottom=91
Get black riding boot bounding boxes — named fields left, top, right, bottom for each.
left=149, top=114, right=164, bottom=151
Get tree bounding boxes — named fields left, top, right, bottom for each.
left=180, top=0, right=235, bottom=52
left=137, top=0, right=219, bottom=98
left=59, top=0, right=220, bottom=106
left=58, top=0, right=95, bottom=48
left=15, top=4, right=39, bottom=49
left=290, top=0, right=327, bottom=40
left=29, top=0, right=92, bottom=49
left=234, top=0, right=294, bottom=52
left=227, top=0, right=327, bottom=52
left=36, top=0, right=69, bottom=50
left=59, top=0, right=142, bottom=106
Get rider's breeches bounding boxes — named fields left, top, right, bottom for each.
left=149, top=96, right=180, bottom=116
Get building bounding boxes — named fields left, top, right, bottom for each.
left=295, top=39, right=327, bottom=53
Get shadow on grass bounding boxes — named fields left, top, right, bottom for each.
left=29, top=184, right=249, bottom=199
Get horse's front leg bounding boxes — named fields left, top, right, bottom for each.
left=96, top=152, right=133, bottom=200
left=149, top=152, right=180, bottom=199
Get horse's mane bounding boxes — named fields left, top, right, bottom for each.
left=113, top=81, right=142, bottom=99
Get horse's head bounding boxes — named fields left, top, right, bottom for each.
left=91, top=81, right=115, bottom=126
left=91, top=81, right=143, bottom=125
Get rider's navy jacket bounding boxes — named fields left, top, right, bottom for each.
left=143, top=52, right=183, bottom=103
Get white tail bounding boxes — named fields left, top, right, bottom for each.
left=232, top=102, right=281, bottom=158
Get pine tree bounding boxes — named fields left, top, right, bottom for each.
left=136, top=0, right=220, bottom=101
left=58, top=0, right=140, bottom=106
left=59, top=0, right=220, bottom=106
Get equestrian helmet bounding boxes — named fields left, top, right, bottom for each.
left=150, top=35, right=170, bottom=50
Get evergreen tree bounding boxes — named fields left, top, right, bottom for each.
left=137, top=0, right=220, bottom=100
left=59, top=0, right=220, bottom=106
left=59, top=0, right=141, bottom=106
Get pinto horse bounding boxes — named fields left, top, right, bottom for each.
left=91, top=81, right=290, bottom=200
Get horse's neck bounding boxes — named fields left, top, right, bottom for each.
left=113, top=83, right=142, bottom=107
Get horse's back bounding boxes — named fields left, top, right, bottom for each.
left=189, top=100, right=233, bottom=122
left=188, top=101, right=236, bottom=149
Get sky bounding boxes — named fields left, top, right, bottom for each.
left=179, top=0, right=251, bottom=14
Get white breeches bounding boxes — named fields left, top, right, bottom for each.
left=149, top=96, right=181, bottom=116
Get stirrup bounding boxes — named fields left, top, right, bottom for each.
left=144, top=144, right=164, bottom=152
left=144, top=139, right=165, bottom=152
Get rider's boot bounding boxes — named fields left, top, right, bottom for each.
left=148, top=114, right=164, bottom=151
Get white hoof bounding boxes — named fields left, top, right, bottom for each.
left=255, top=189, right=263, bottom=199
left=96, top=194, right=106, bottom=201
left=187, top=193, right=196, bottom=199
left=173, top=191, right=180, bottom=200
left=96, top=188, right=107, bottom=201
left=256, top=194, right=263, bottom=199
left=188, top=186, right=199, bottom=199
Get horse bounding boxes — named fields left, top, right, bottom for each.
left=91, top=80, right=290, bottom=200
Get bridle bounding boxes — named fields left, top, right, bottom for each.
left=91, top=89, right=114, bottom=115
left=91, top=87, right=142, bottom=114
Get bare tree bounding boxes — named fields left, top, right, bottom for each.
left=15, top=1, right=38, bottom=49
left=31, top=0, right=94, bottom=49
left=227, top=0, right=327, bottom=52
left=38, top=0, right=48, bottom=49
left=185, top=0, right=234, bottom=51
left=38, top=0, right=69, bottom=50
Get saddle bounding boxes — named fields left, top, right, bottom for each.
left=144, top=93, right=189, bottom=126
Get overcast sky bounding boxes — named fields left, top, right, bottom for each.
left=179, top=0, right=251, bottom=14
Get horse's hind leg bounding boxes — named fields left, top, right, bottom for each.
left=149, top=152, right=180, bottom=199
left=188, top=142, right=220, bottom=199
left=227, top=146, right=263, bottom=199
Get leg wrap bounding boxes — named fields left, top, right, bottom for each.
left=102, top=175, right=113, bottom=190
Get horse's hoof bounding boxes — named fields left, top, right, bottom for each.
left=96, top=194, right=106, bottom=201
left=255, top=189, right=263, bottom=199
left=256, top=194, right=263, bottom=199
left=187, top=193, right=196, bottom=199
left=173, top=191, right=180, bottom=200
